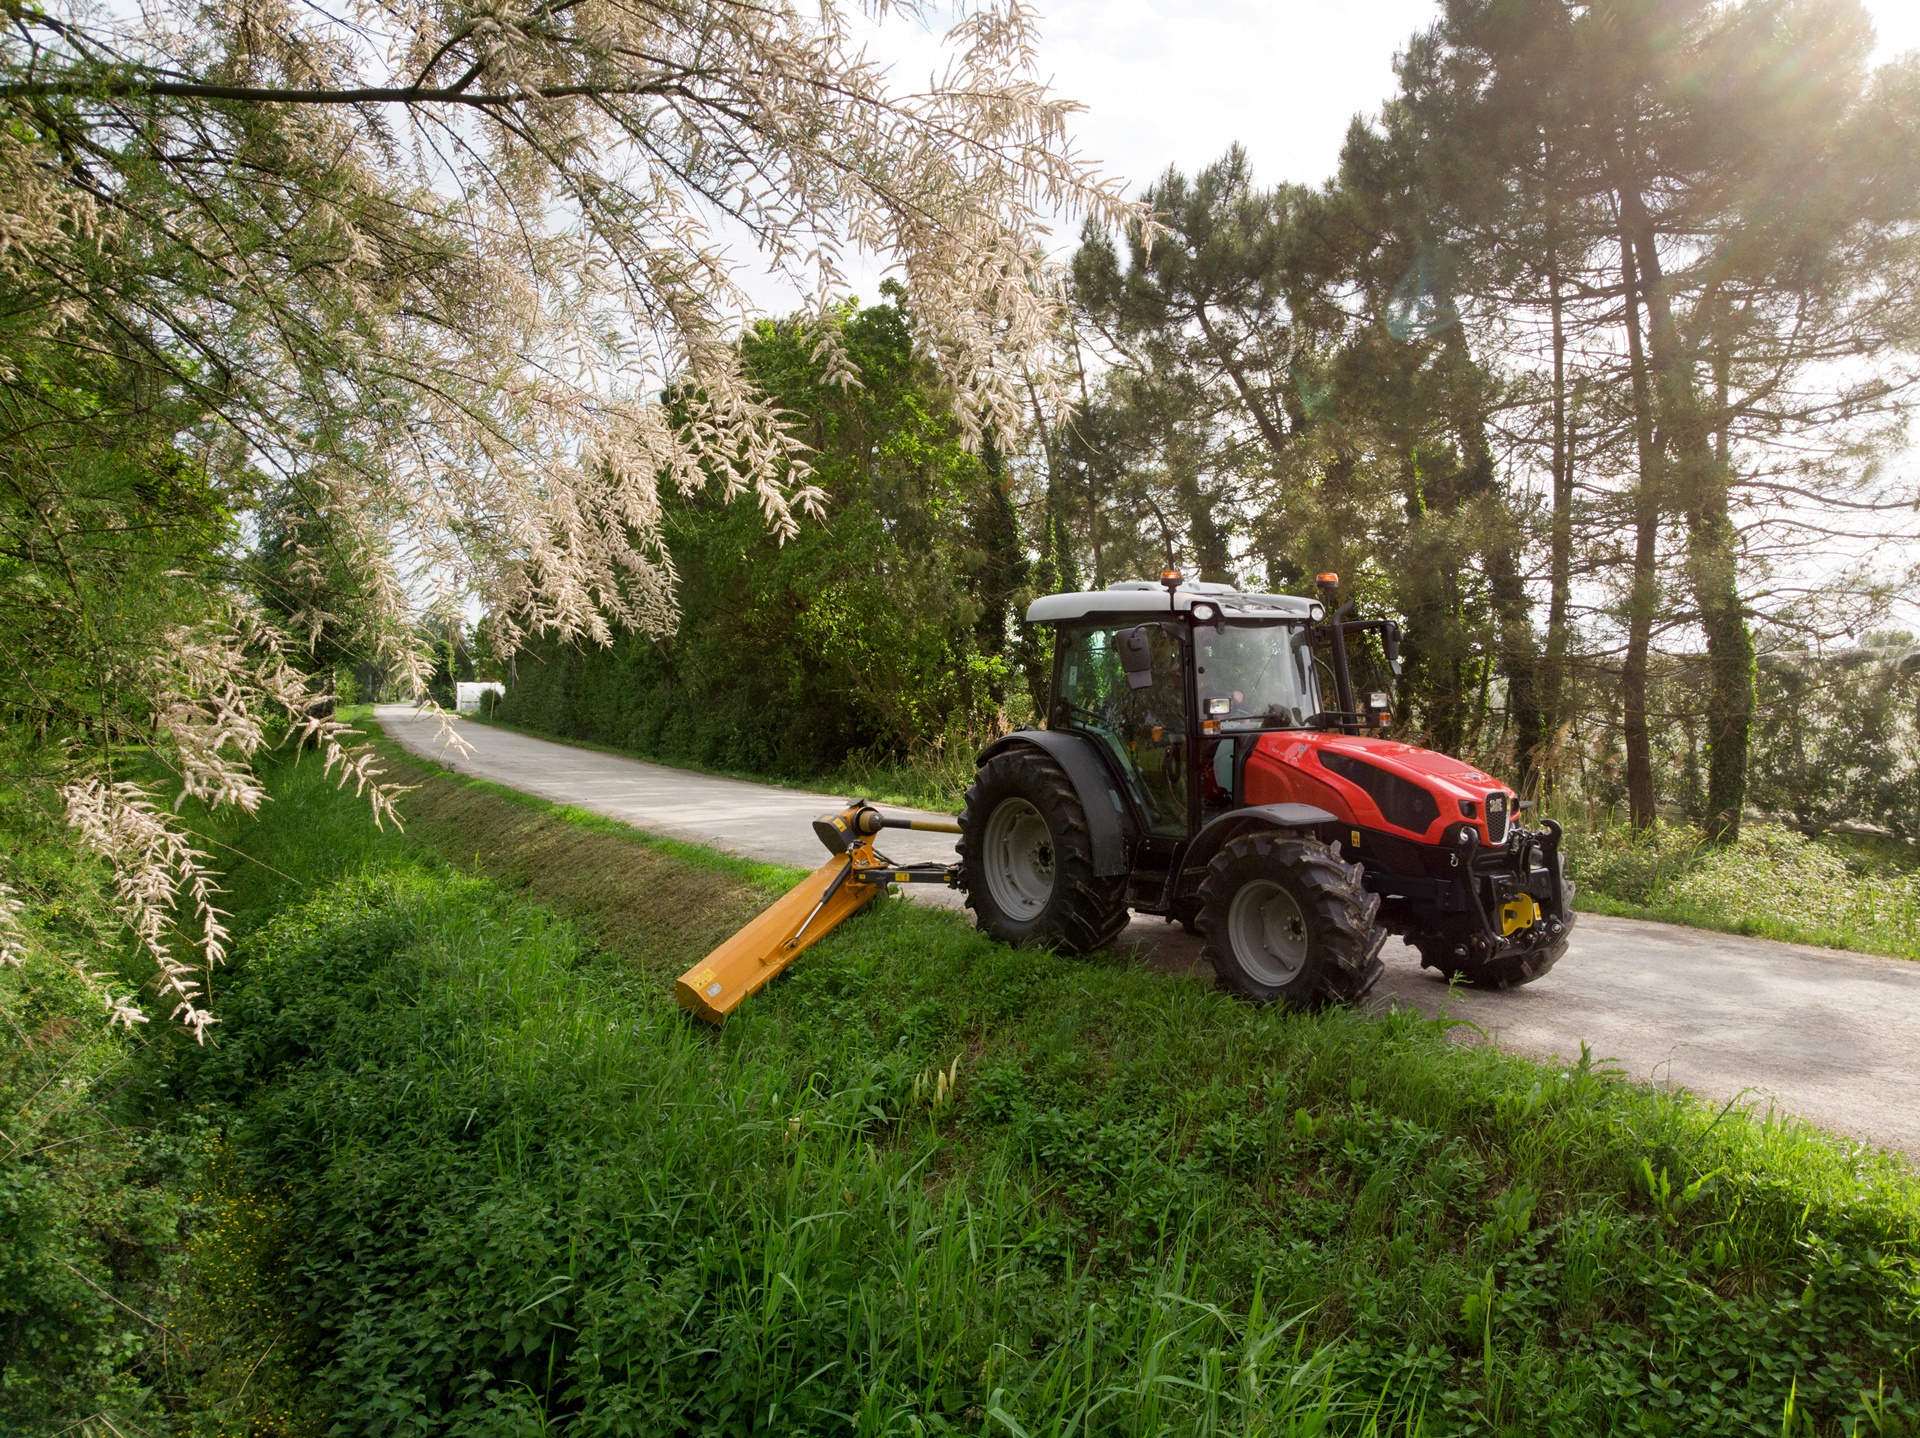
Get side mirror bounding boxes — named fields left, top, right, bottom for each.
left=1383, top=620, right=1403, bottom=676
left=1117, top=625, right=1155, bottom=690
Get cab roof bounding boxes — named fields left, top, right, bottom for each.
left=1025, top=582, right=1325, bottom=625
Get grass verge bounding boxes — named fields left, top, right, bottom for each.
left=1563, top=820, right=1920, bottom=961
left=463, top=706, right=977, bottom=812
left=103, top=724, right=1920, bottom=1436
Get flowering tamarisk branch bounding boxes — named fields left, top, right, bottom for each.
left=59, top=607, right=411, bottom=1038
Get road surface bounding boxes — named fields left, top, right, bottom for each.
left=376, top=706, right=1920, bottom=1160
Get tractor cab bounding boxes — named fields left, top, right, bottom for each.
left=1033, top=574, right=1400, bottom=894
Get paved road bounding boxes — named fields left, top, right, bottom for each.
left=377, top=706, right=1920, bottom=1159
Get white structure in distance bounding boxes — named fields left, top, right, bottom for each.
left=455, top=681, right=506, bottom=713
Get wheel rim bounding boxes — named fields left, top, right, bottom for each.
left=1227, top=879, right=1309, bottom=986
left=982, top=797, right=1055, bottom=921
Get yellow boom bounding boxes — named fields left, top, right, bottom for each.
left=673, top=802, right=961, bottom=1023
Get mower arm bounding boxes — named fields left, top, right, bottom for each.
left=674, top=802, right=961, bottom=1023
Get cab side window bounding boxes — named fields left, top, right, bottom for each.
left=1056, top=624, right=1189, bottom=836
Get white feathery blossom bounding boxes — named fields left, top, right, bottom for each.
left=0, top=878, right=154, bottom=1030
left=58, top=607, right=410, bottom=1037
left=0, top=886, right=27, bottom=970
left=149, top=607, right=407, bottom=831
left=3, top=0, right=1146, bottom=662
left=62, top=781, right=230, bottom=1041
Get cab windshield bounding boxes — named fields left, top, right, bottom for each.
left=1195, top=621, right=1318, bottom=729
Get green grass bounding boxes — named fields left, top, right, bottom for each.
left=1563, top=819, right=1920, bottom=961
left=15, top=721, right=1908, bottom=1431
left=94, top=731, right=1917, bottom=1436
left=0, top=765, right=208, bottom=1430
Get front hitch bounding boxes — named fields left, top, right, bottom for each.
left=1460, top=821, right=1571, bottom=955
left=1454, top=827, right=1504, bottom=956
left=1541, top=818, right=1572, bottom=926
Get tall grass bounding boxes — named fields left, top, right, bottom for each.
left=136, top=749, right=1920, bottom=1436
left=1565, top=818, right=1920, bottom=960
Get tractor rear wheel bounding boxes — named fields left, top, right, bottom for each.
left=1198, top=833, right=1386, bottom=1008
left=1409, top=882, right=1575, bottom=989
left=958, top=748, right=1129, bottom=954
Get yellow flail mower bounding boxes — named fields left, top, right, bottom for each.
left=673, top=802, right=961, bottom=1023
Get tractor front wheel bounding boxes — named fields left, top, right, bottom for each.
left=958, top=748, right=1129, bottom=954
left=1198, top=833, right=1386, bottom=1008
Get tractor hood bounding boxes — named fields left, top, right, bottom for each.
left=1245, top=731, right=1518, bottom=846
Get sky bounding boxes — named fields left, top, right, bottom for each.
left=734, top=0, right=1920, bottom=310
left=983, top=0, right=1920, bottom=203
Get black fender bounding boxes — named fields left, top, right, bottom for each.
left=1183, top=802, right=1341, bottom=879
left=975, top=730, right=1134, bottom=877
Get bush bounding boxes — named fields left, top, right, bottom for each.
left=0, top=794, right=206, bottom=1430
left=1565, top=818, right=1920, bottom=959
left=1749, top=638, right=1920, bottom=840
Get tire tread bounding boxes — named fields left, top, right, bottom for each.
left=1197, top=832, right=1385, bottom=1008
left=957, top=747, right=1129, bottom=954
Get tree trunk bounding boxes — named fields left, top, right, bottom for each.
left=1398, top=443, right=1470, bottom=757
left=1691, top=316, right=1754, bottom=842
left=1542, top=164, right=1574, bottom=783
left=1067, top=336, right=1105, bottom=588
left=1485, top=539, right=1543, bottom=787
left=1614, top=193, right=1661, bottom=830
left=1026, top=373, right=1084, bottom=596
left=971, top=433, right=1027, bottom=668
left=1444, top=326, right=1543, bottom=786
left=1626, top=185, right=1747, bottom=842
left=1179, top=472, right=1232, bottom=582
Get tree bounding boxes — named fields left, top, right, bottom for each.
left=0, top=0, right=1138, bottom=1030
left=496, top=295, right=1018, bottom=775
left=1388, top=0, right=1920, bottom=832
left=1071, top=150, right=1326, bottom=580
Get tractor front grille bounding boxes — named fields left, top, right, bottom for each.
left=1485, top=792, right=1509, bottom=844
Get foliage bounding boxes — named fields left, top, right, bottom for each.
left=0, top=0, right=1134, bottom=1035
left=495, top=296, right=1037, bottom=778
left=119, top=745, right=1920, bottom=1435
left=2, top=0, right=1135, bottom=663
left=1564, top=818, right=1920, bottom=960
left=0, top=786, right=207, bottom=1430
left=1748, top=638, right=1920, bottom=840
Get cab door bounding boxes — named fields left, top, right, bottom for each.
left=1053, top=623, right=1190, bottom=838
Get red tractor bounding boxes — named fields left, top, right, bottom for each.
left=956, top=573, right=1575, bottom=1006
